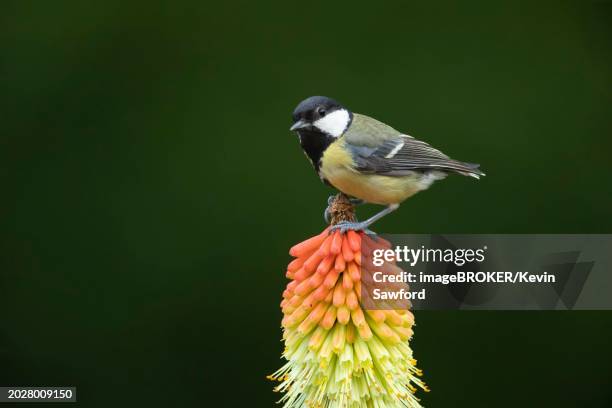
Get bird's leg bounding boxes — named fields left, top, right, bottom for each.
left=329, top=203, right=400, bottom=235
left=324, top=195, right=364, bottom=224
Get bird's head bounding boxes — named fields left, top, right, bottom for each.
left=290, top=96, right=352, bottom=138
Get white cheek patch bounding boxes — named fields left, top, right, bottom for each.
left=313, top=109, right=350, bottom=137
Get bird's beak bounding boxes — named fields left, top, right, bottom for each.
left=290, top=120, right=309, bottom=132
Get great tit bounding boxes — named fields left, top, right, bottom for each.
left=290, top=95, right=484, bottom=232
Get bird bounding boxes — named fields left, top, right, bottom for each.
left=289, top=95, right=485, bottom=233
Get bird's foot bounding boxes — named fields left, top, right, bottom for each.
left=324, top=205, right=331, bottom=224
left=329, top=221, right=377, bottom=238
left=323, top=195, right=335, bottom=223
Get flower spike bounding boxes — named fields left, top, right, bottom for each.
left=271, top=194, right=428, bottom=407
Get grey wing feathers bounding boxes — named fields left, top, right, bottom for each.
left=350, top=135, right=485, bottom=178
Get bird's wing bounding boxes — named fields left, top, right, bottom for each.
left=347, top=134, right=484, bottom=178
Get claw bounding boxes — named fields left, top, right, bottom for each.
left=324, top=195, right=338, bottom=223
left=329, top=221, right=377, bottom=238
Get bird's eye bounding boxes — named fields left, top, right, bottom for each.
left=318, top=108, right=326, bottom=117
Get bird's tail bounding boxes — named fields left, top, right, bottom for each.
left=455, top=162, right=485, bottom=179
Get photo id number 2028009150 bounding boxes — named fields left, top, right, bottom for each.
left=0, top=387, right=76, bottom=403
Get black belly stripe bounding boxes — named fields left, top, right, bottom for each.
left=297, top=129, right=336, bottom=172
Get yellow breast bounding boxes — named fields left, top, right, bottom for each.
left=319, top=141, right=422, bottom=205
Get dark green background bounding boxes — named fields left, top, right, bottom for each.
left=2, top=1, right=611, bottom=407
